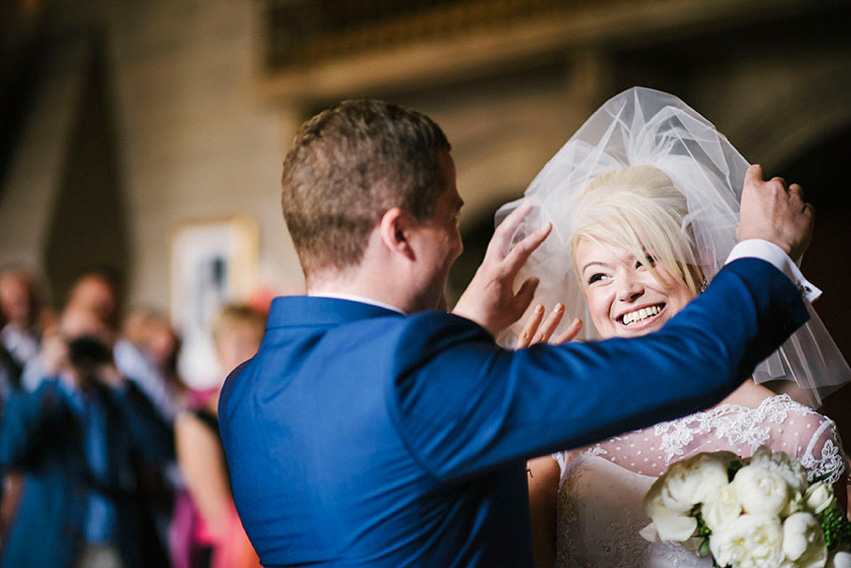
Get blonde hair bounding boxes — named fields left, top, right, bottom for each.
left=212, top=304, right=266, bottom=349
left=569, top=165, right=703, bottom=296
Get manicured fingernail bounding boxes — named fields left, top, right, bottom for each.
left=555, top=303, right=564, bottom=312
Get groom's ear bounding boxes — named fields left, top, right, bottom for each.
left=379, top=207, right=417, bottom=260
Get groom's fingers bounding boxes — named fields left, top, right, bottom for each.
left=738, top=163, right=814, bottom=260
left=503, top=222, right=552, bottom=272
left=486, top=203, right=534, bottom=258
left=743, top=163, right=764, bottom=186
left=788, top=183, right=805, bottom=206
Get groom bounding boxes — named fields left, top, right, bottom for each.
left=219, top=99, right=814, bottom=567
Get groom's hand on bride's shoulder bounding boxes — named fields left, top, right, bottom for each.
left=452, top=204, right=551, bottom=336
left=737, top=164, right=814, bottom=261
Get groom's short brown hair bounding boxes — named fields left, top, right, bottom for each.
left=281, top=99, right=451, bottom=279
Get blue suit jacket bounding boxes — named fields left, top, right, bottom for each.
left=219, top=258, right=808, bottom=567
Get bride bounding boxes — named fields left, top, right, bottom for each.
left=498, top=87, right=851, bottom=568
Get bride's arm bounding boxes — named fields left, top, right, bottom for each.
left=519, top=314, right=580, bottom=568
left=786, top=410, right=848, bottom=515
left=527, top=455, right=560, bottom=568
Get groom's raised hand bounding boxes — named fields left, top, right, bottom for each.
left=453, top=204, right=551, bottom=336
left=737, top=164, right=814, bottom=262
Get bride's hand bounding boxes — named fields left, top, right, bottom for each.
left=515, top=303, right=582, bottom=348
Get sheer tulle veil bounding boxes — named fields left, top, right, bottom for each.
left=496, top=86, right=851, bottom=407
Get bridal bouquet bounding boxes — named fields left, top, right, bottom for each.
left=641, top=446, right=851, bottom=568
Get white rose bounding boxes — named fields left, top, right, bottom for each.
left=828, top=551, right=851, bottom=568
left=703, top=483, right=741, bottom=532
left=782, top=512, right=827, bottom=567
left=734, top=464, right=791, bottom=517
left=804, top=481, right=837, bottom=515
left=710, top=514, right=784, bottom=568
left=749, top=445, right=808, bottom=494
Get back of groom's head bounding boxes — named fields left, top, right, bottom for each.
left=281, top=99, right=451, bottom=281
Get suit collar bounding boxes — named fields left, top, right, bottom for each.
left=267, top=296, right=404, bottom=328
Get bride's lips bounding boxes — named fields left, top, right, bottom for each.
left=616, top=303, right=667, bottom=330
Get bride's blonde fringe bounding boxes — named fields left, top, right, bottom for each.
left=569, top=165, right=703, bottom=297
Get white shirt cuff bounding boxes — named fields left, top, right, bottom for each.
left=725, top=240, right=821, bottom=302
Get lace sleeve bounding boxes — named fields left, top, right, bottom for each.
left=554, top=396, right=848, bottom=486
left=785, top=410, right=848, bottom=485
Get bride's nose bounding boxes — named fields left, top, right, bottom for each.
left=616, top=275, right=644, bottom=302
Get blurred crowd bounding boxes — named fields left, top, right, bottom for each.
left=0, top=264, right=266, bottom=568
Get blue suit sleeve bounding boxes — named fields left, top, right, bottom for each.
left=390, top=258, right=809, bottom=481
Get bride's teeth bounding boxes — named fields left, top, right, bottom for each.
left=623, top=305, right=661, bottom=326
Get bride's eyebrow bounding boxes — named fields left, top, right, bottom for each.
left=579, top=260, right=609, bottom=273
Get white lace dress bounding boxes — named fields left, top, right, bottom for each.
left=552, top=395, right=847, bottom=568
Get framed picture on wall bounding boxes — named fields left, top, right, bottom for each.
left=170, top=216, right=258, bottom=388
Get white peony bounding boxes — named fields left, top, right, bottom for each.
left=643, top=505, right=698, bottom=542
left=645, top=452, right=733, bottom=541
left=749, top=445, right=808, bottom=494
left=828, top=551, right=851, bottom=568
left=782, top=512, right=827, bottom=567
left=703, top=483, right=741, bottom=532
left=734, top=464, right=791, bottom=517
left=784, top=489, right=805, bottom=518
left=710, top=514, right=784, bottom=568
left=804, top=481, right=837, bottom=515
left=650, top=452, right=734, bottom=512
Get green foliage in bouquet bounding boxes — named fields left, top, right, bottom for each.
left=819, top=507, right=851, bottom=552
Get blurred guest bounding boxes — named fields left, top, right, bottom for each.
left=0, top=267, right=49, bottom=389
left=118, top=306, right=188, bottom=549
left=114, top=306, right=181, bottom=423
left=170, top=304, right=263, bottom=568
left=0, top=267, right=50, bottom=540
left=66, top=269, right=174, bottom=418
left=0, top=304, right=175, bottom=568
left=25, top=270, right=178, bottom=424
left=142, top=310, right=185, bottom=403
left=20, top=268, right=120, bottom=393
left=69, top=276, right=183, bottom=559
left=65, top=268, right=122, bottom=331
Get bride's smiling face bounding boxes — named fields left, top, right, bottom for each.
left=574, top=237, right=694, bottom=339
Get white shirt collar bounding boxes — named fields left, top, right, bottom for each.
left=308, top=292, right=405, bottom=315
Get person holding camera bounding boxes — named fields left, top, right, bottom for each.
left=0, top=304, right=174, bottom=568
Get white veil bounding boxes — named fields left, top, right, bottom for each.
left=496, top=86, right=851, bottom=407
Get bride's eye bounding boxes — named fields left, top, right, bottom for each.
left=636, top=254, right=656, bottom=269
left=587, top=272, right=607, bottom=285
